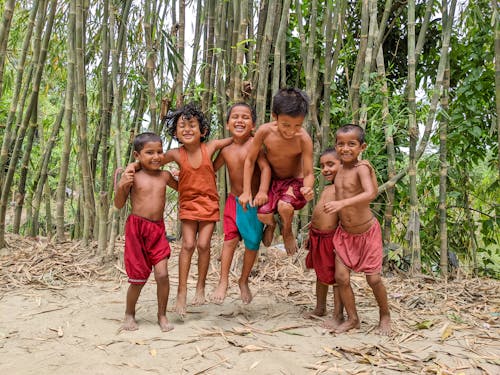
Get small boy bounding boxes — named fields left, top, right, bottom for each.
left=303, top=148, right=344, bottom=328
left=114, top=132, right=178, bottom=332
left=211, top=103, right=271, bottom=304
left=239, top=88, right=314, bottom=255
left=324, top=124, right=391, bottom=335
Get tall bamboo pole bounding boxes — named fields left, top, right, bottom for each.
left=271, top=0, right=290, bottom=106
left=0, top=0, right=39, bottom=184
left=0, top=0, right=15, bottom=98
left=56, top=0, right=76, bottom=242
left=144, top=0, right=158, bottom=131
left=75, top=0, right=95, bottom=245
left=255, top=0, right=277, bottom=126
left=175, top=0, right=185, bottom=107
left=494, top=0, right=500, bottom=175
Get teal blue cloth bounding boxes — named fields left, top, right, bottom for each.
left=236, top=198, right=264, bottom=251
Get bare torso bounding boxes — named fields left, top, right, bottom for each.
left=222, top=138, right=261, bottom=196
left=129, top=170, right=170, bottom=221
left=311, top=185, right=338, bottom=231
left=262, top=123, right=306, bottom=179
left=335, top=162, right=377, bottom=233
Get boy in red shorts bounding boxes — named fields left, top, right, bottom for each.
left=325, top=124, right=391, bottom=335
left=303, top=148, right=344, bottom=328
left=239, top=88, right=314, bottom=255
left=114, top=132, right=178, bottom=332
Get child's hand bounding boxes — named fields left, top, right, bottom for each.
left=118, top=168, right=135, bottom=189
left=324, top=200, right=344, bottom=214
left=170, top=168, right=180, bottom=181
left=300, top=186, right=314, bottom=202
left=238, top=192, right=253, bottom=211
left=253, top=191, right=268, bottom=207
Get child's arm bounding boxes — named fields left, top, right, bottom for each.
left=299, top=135, right=315, bottom=202
left=252, top=149, right=271, bottom=207
left=324, top=165, right=377, bottom=213
left=114, top=166, right=135, bottom=209
left=212, top=149, right=226, bottom=172
left=164, top=170, right=179, bottom=191
left=239, top=129, right=264, bottom=209
left=207, top=137, right=233, bottom=158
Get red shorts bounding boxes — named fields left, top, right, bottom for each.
left=258, top=177, right=307, bottom=214
left=305, top=227, right=336, bottom=285
left=333, top=219, right=383, bottom=275
left=124, top=214, right=171, bottom=284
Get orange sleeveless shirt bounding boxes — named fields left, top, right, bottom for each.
left=178, top=143, right=219, bottom=221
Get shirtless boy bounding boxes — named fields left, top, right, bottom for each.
left=324, top=124, right=391, bottom=335
left=114, top=132, right=178, bottom=332
left=303, top=148, right=344, bottom=328
left=239, top=88, right=314, bottom=255
left=211, top=103, right=271, bottom=304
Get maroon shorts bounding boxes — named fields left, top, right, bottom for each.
left=258, top=177, right=307, bottom=214
left=124, top=214, right=171, bottom=284
left=305, top=227, right=336, bottom=285
left=333, top=219, right=383, bottom=275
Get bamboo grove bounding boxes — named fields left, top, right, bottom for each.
left=0, top=0, right=498, bottom=277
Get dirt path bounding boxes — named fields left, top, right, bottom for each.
left=0, top=235, right=499, bottom=374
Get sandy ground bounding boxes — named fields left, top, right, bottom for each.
left=0, top=236, right=499, bottom=375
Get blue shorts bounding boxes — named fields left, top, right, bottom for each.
left=223, top=194, right=264, bottom=251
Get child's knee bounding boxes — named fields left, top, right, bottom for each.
left=182, top=240, right=196, bottom=253
left=154, top=270, right=169, bottom=284
left=277, top=200, right=294, bottom=216
left=366, top=274, right=382, bottom=288
left=258, top=213, right=274, bottom=225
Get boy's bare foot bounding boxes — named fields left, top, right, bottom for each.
left=334, top=318, right=360, bottom=334
left=192, top=287, right=206, bottom=306
left=377, top=315, right=392, bottom=336
left=211, top=280, right=228, bottom=304
left=262, top=224, right=275, bottom=246
left=321, top=316, right=344, bottom=330
left=175, top=293, right=187, bottom=318
left=121, top=314, right=139, bottom=331
left=238, top=278, right=253, bottom=304
left=158, top=314, right=174, bottom=332
left=302, top=307, right=327, bottom=319
left=282, top=231, right=298, bottom=255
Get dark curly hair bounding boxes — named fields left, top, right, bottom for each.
left=162, top=103, right=210, bottom=143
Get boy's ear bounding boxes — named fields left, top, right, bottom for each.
left=133, top=150, right=140, bottom=160
left=360, top=143, right=368, bottom=151
left=271, top=112, right=277, bottom=120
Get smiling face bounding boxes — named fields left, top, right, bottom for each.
left=134, top=141, right=164, bottom=171
left=274, top=113, right=305, bottom=139
left=226, top=105, right=255, bottom=140
left=335, top=130, right=367, bottom=165
left=319, top=152, right=341, bottom=183
left=175, top=115, right=203, bottom=145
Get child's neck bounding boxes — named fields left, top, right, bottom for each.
left=233, top=134, right=252, bottom=145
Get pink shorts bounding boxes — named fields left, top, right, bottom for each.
left=305, top=227, right=336, bottom=285
left=124, top=214, right=171, bottom=284
left=258, top=177, right=306, bottom=214
left=333, top=219, right=383, bottom=275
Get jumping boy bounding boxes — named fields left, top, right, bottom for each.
left=210, top=103, right=271, bottom=304
left=239, top=88, right=314, bottom=255
left=324, top=124, right=391, bottom=335
left=114, top=132, right=178, bottom=332
left=303, top=148, right=344, bottom=328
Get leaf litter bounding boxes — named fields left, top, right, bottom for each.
left=0, top=233, right=499, bottom=374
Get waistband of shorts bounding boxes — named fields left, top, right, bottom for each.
left=338, top=217, right=378, bottom=235
left=128, top=213, right=164, bottom=224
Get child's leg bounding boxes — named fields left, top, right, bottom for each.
left=303, top=280, right=328, bottom=319
left=332, top=256, right=360, bottom=333
left=122, top=283, right=144, bottom=331
left=238, top=248, right=258, bottom=304
left=153, top=258, right=173, bottom=332
left=366, top=273, right=391, bottom=335
left=175, top=220, right=198, bottom=316
left=258, top=213, right=276, bottom=247
left=276, top=200, right=296, bottom=255
left=322, top=284, right=344, bottom=329
left=192, top=221, right=216, bottom=305
left=211, top=237, right=239, bottom=304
